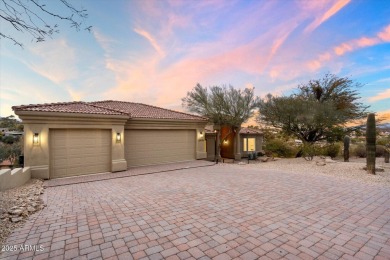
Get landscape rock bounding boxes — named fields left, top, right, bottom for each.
left=8, top=209, right=23, bottom=215
left=261, top=157, right=271, bottom=162
left=10, top=217, right=23, bottom=223
left=27, top=206, right=36, bottom=213
left=316, top=161, right=326, bottom=166
left=0, top=179, right=45, bottom=247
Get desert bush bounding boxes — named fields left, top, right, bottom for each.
left=376, top=145, right=386, bottom=157
left=354, top=144, right=366, bottom=158
left=323, top=143, right=341, bottom=158
left=377, top=137, right=390, bottom=146
left=264, top=139, right=297, bottom=158
left=301, top=143, right=322, bottom=161
left=1, top=135, right=17, bottom=144
left=352, top=144, right=387, bottom=158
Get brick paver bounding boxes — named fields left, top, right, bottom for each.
left=1, top=163, right=390, bottom=259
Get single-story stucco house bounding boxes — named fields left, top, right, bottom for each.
left=204, top=125, right=263, bottom=161
left=12, top=100, right=208, bottom=179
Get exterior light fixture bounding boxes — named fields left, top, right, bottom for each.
left=223, top=139, right=228, bottom=144
left=199, top=131, right=203, bottom=137
left=116, top=133, right=121, bottom=143
left=33, top=133, right=40, bottom=145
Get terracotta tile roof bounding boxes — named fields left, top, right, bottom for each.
left=12, top=102, right=125, bottom=115
left=204, top=125, right=263, bottom=134
left=12, top=100, right=207, bottom=121
left=90, top=100, right=208, bottom=121
left=240, top=127, right=263, bottom=135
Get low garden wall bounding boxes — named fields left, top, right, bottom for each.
left=0, top=167, right=31, bottom=191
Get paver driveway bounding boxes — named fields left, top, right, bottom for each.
left=1, top=164, right=390, bottom=260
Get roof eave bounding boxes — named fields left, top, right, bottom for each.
left=14, top=110, right=130, bottom=120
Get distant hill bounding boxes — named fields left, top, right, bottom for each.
left=378, top=123, right=390, bottom=128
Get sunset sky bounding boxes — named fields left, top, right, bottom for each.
left=1, top=0, right=389, bottom=123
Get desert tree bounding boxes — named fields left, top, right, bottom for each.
left=0, top=115, right=23, bottom=131
left=0, top=0, right=91, bottom=47
left=257, top=74, right=369, bottom=143
left=182, top=84, right=260, bottom=128
left=0, top=137, right=23, bottom=167
left=257, top=74, right=369, bottom=159
left=182, top=84, right=260, bottom=160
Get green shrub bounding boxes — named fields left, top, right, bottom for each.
left=301, top=143, right=320, bottom=160
left=352, top=144, right=387, bottom=158
left=354, top=144, right=366, bottom=158
left=264, top=139, right=297, bottom=158
left=376, top=145, right=386, bottom=157
left=323, top=143, right=340, bottom=158
left=1, top=135, right=16, bottom=144
left=377, top=137, right=390, bottom=146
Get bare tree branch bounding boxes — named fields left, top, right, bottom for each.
left=0, top=0, right=91, bottom=47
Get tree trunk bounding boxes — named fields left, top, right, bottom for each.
left=234, top=127, right=241, bottom=160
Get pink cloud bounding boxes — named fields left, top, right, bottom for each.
left=377, top=110, right=390, bottom=123
left=304, top=0, right=350, bottom=33
left=307, top=24, right=390, bottom=71
left=369, top=89, right=390, bottom=102
left=333, top=24, right=390, bottom=56
left=378, top=25, right=390, bottom=41
left=134, top=28, right=165, bottom=57
left=96, top=1, right=389, bottom=112
left=334, top=43, right=353, bottom=56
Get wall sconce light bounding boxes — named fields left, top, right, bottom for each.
left=223, top=139, right=228, bottom=144
left=199, top=131, right=203, bottom=137
left=33, top=133, right=40, bottom=145
left=116, top=133, right=121, bottom=143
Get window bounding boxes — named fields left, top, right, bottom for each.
left=243, top=138, right=256, bottom=151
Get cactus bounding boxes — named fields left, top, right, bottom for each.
left=366, top=113, right=376, bottom=174
left=343, top=135, right=350, bottom=162
left=385, top=146, right=389, bottom=163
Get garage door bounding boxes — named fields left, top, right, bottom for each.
left=50, top=129, right=111, bottom=179
left=125, top=130, right=195, bottom=167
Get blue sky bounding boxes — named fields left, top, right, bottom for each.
left=1, top=0, right=389, bottom=122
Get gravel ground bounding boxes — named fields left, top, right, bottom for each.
left=241, top=156, right=390, bottom=187
left=0, top=179, right=45, bottom=249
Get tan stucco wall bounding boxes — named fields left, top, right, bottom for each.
left=0, top=167, right=31, bottom=191
left=196, top=128, right=207, bottom=159
left=23, top=124, right=50, bottom=179
left=111, top=125, right=127, bottom=172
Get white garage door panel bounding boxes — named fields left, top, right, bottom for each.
left=50, top=129, right=111, bottom=179
left=125, top=130, right=195, bottom=167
